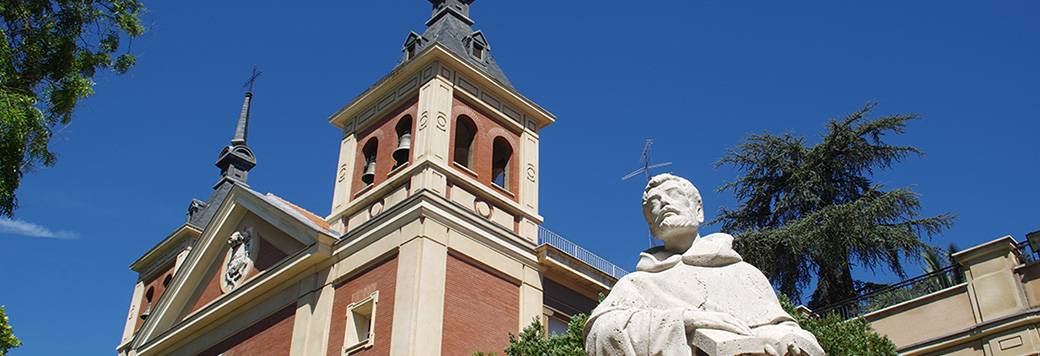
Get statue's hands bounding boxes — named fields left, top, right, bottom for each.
left=683, top=310, right=753, bottom=336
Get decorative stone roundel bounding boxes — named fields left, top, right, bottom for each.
left=435, top=114, right=448, bottom=132
left=526, top=165, right=537, bottom=182
left=474, top=200, right=492, bottom=218
left=221, top=227, right=259, bottom=293
left=369, top=200, right=385, bottom=217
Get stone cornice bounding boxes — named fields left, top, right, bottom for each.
left=328, top=44, right=555, bottom=133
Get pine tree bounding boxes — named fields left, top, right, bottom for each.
left=715, top=103, right=954, bottom=308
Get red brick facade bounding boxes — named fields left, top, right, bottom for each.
left=326, top=255, right=399, bottom=356
left=441, top=253, right=520, bottom=355
left=351, top=99, right=419, bottom=198
left=196, top=304, right=296, bottom=356
left=447, top=96, right=522, bottom=199
left=134, top=262, right=175, bottom=332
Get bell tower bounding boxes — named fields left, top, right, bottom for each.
left=321, top=1, right=558, bottom=354
left=326, top=0, right=552, bottom=243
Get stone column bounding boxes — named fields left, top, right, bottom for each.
left=516, top=128, right=541, bottom=243
left=331, top=128, right=358, bottom=216
left=412, top=77, right=453, bottom=165
left=119, top=281, right=146, bottom=345
left=518, top=265, right=544, bottom=331
left=952, top=236, right=1028, bottom=323
left=389, top=219, right=449, bottom=356
left=289, top=267, right=335, bottom=356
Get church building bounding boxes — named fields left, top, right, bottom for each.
left=116, top=1, right=623, bottom=355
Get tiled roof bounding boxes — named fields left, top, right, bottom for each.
left=264, top=193, right=332, bottom=231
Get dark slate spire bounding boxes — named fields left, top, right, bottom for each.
left=404, top=0, right=514, bottom=89
left=214, top=90, right=257, bottom=188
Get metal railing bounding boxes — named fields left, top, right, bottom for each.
left=538, top=226, right=628, bottom=280
left=814, top=240, right=1040, bottom=320
left=814, top=264, right=964, bottom=320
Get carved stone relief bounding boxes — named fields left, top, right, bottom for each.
left=220, top=227, right=259, bottom=293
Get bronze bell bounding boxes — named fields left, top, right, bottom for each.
left=140, top=303, right=152, bottom=320
left=393, top=133, right=412, bottom=163
left=361, top=160, right=376, bottom=185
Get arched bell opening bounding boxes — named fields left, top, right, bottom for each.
left=453, top=116, right=477, bottom=168
left=361, top=138, right=379, bottom=186
left=492, top=137, right=512, bottom=190
left=141, top=286, right=155, bottom=320
left=393, top=116, right=413, bottom=167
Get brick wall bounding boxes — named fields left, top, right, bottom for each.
left=326, top=255, right=399, bottom=356
left=442, top=254, right=520, bottom=355
left=196, top=304, right=296, bottom=356
left=447, top=96, right=522, bottom=199
left=134, top=262, right=175, bottom=332
left=351, top=99, right=419, bottom=198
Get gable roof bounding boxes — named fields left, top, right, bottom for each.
left=131, top=184, right=336, bottom=353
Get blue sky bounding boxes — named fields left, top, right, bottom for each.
left=2, top=1, right=1038, bottom=354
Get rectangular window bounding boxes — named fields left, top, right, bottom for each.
left=343, top=291, right=378, bottom=354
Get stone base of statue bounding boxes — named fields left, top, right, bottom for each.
left=691, top=329, right=824, bottom=356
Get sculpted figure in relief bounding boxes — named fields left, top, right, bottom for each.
left=223, top=227, right=255, bottom=291
left=584, top=174, right=824, bottom=356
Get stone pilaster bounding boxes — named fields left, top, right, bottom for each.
left=331, top=130, right=358, bottom=216
left=953, top=236, right=1028, bottom=323
left=389, top=219, right=449, bottom=356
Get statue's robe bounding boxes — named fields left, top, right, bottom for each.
left=584, top=233, right=805, bottom=356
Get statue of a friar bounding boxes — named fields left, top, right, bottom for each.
left=584, top=174, right=824, bottom=356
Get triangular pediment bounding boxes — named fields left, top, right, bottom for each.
left=468, top=30, right=489, bottom=48
left=133, top=185, right=337, bottom=352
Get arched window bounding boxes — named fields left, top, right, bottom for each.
left=361, top=138, right=379, bottom=185
left=141, top=286, right=156, bottom=320
left=453, top=116, right=477, bottom=168
left=492, top=137, right=512, bottom=189
left=162, top=274, right=173, bottom=288
left=393, top=116, right=413, bottom=167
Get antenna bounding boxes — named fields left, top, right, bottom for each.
left=622, top=139, right=673, bottom=249
left=243, top=66, right=262, bottom=93
left=621, top=139, right=672, bottom=182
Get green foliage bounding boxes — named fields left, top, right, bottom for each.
left=715, top=103, right=954, bottom=308
left=483, top=314, right=587, bottom=356
left=778, top=295, right=897, bottom=355
left=0, top=306, right=20, bottom=356
left=0, top=0, right=144, bottom=217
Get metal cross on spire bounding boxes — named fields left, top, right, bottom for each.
left=243, top=66, right=262, bottom=93
left=621, top=139, right=673, bottom=182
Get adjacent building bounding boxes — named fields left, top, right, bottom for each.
left=117, top=1, right=623, bottom=355
left=816, top=233, right=1040, bottom=356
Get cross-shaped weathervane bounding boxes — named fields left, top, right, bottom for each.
left=243, top=66, right=262, bottom=93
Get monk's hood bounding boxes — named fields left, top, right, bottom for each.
left=636, top=233, right=743, bottom=272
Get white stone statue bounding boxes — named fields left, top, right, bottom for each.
left=223, top=227, right=255, bottom=291
left=584, top=174, right=824, bottom=356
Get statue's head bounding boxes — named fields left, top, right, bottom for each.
left=642, top=174, right=704, bottom=252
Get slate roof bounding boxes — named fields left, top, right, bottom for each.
left=402, top=0, right=514, bottom=89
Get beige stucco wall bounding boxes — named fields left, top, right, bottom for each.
left=866, top=285, right=975, bottom=348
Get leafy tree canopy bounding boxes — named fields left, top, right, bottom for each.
left=778, top=295, right=897, bottom=355
left=0, top=306, right=20, bottom=356
left=0, top=0, right=144, bottom=217
left=476, top=314, right=588, bottom=356
left=715, top=103, right=954, bottom=308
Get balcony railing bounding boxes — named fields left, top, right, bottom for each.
left=815, top=240, right=1038, bottom=320
left=813, top=265, right=963, bottom=320
left=538, top=226, right=628, bottom=280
